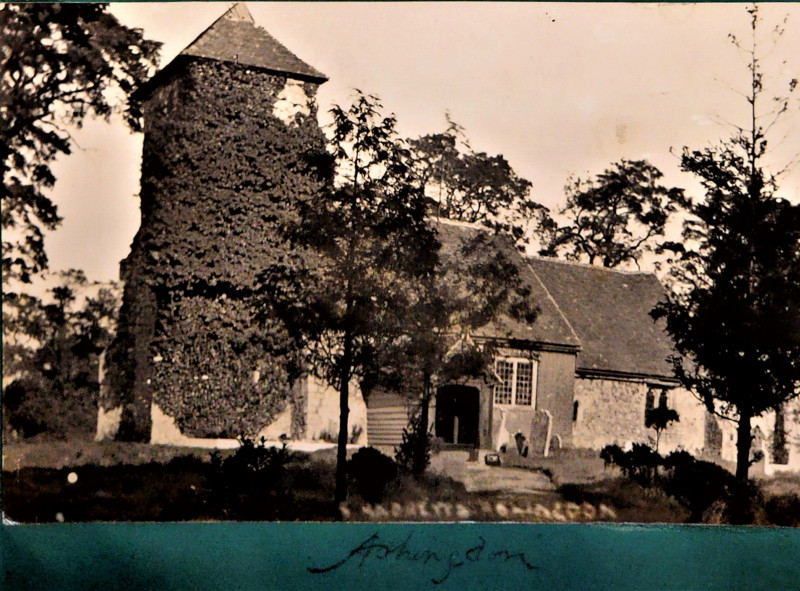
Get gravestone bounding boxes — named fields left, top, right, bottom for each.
left=529, top=410, right=553, bottom=457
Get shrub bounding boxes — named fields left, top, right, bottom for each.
left=765, top=494, right=800, bottom=527
left=600, top=443, right=660, bottom=485
left=661, top=450, right=765, bottom=524
left=600, top=445, right=765, bottom=523
left=645, top=405, right=679, bottom=454
left=317, top=429, right=336, bottom=444
left=227, top=436, right=291, bottom=485
left=207, top=436, right=294, bottom=517
left=394, top=411, right=432, bottom=476
left=3, top=377, right=98, bottom=440
left=661, top=452, right=733, bottom=520
left=348, top=446, right=397, bottom=505
left=599, top=443, right=626, bottom=469
left=3, top=379, right=48, bottom=438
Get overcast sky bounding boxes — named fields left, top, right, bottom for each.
left=41, top=2, right=800, bottom=285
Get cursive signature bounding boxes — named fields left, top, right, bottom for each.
left=308, top=532, right=538, bottom=584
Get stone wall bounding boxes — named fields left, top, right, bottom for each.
left=656, top=388, right=707, bottom=454
left=572, top=378, right=706, bottom=454
left=715, top=398, right=800, bottom=476
left=535, top=351, right=577, bottom=447
left=572, top=378, right=647, bottom=449
left=305, top=375, right=367, bottom=446
left=149, top=402, right=237, bottom=448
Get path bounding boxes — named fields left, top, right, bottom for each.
left=429, top=450, right=556, bottom=494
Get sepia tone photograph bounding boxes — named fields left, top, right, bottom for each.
left=2, top=2, right=799, bottom=527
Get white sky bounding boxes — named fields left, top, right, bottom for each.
left=40, top=2, right=800, bottom=285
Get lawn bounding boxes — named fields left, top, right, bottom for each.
left=2, top=440, right=471, bottom=523
left=3, top=440, right=798, bottom=525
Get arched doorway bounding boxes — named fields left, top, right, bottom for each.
left=435, top=385, right=480, bottom=446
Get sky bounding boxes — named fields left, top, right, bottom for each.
left=39, top=2, right=800, bottom=286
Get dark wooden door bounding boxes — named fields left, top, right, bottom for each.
left=435, top=385, right=480, bottom=445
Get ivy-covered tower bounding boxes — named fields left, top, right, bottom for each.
left=100, top=3, right=329, bottom=442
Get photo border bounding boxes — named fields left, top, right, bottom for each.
left=3, top=1, right=800, bottom=588
left=3, top=521, right=800, bottom=589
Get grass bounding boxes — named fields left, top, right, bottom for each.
left=2, top=438, right=228, bottom=470
left=757, top=473, right=800, bottom=527
left=557, top=479, right=691, bottom=523
left=4, top=440, right=799, bottom=524
left=497, top=447, right=617, bottom=485
left=1, top=440, right=469, bottom=523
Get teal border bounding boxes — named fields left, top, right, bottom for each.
left=2, top=522, right=799, bottom=590
left=3, top=2, right=800, bottom=589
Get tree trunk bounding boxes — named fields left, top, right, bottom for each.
left=420, top=375, right=432, bottom=441
left=334, top=332, right=353, bottom=504
left=414, top=377, right=433, bottom=477
left=735, top=410, right=753, bottom=482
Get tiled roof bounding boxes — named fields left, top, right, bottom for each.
left=433, top=219, right=677, bottom=379
left=526, top=257, right=676, bottom=379
left=434, top=220, right=581, bottom=349
left=178, top=3, right=327, bottom=83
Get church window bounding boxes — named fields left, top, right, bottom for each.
left=494, top=358, right=537, bottom=407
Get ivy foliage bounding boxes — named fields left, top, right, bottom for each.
left=106, top=59, right=330, bottom=439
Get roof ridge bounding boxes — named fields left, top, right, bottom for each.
left=226, top=3, right=255, bottom=23
left=180, top=3, right=254, bottom=57
left=525, top=261, right=582, bottom=349
left=526, top=254, right=656, bottom=278
left=428, top=216, right=489, bottom=231
left=175, top=2, right=327, bottom=83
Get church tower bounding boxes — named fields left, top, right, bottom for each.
left=99, top=4, right=329, bottom=442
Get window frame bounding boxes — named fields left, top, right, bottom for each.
left=493, top=356, right=538, bottom=408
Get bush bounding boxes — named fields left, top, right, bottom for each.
left=317, top=429, right=336, bottom=444
left=765, top=494, right=800, bottom=527
left=3, top=377, right=98, bottom=440
left=599, top=445, right=766, bottom=523
left=348, top=446, right=397, bottom=505
left=208, top=436, right=294, bottom=517
left=600, top=443, right=660, bottom=485
left=662, top=451, right=765, bottom=524
left=394, top=411, right=432, bottom=476
left=661, top=451, right=735, bottom=520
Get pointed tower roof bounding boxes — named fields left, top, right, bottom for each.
left=177, top=3, right=327, bottom=83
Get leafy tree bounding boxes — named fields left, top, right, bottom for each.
left=409, top=116, right=543, bottom=246
left=1, top=3, right=160, bottom=284
left=385, top=226, right=539, bottom=476
left=256, top=92, right=439, bottom=502
left=645, top=404, right=680, bottom=454
left=536, top=159, right=686, bottom=268
left=394, top=408, right=432, bottom=476
left=2, top=270, right=120, bottom=439
left=653, top=5, right=800, bottom=482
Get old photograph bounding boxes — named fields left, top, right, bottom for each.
left=2, top=2, right=799, bottom=525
